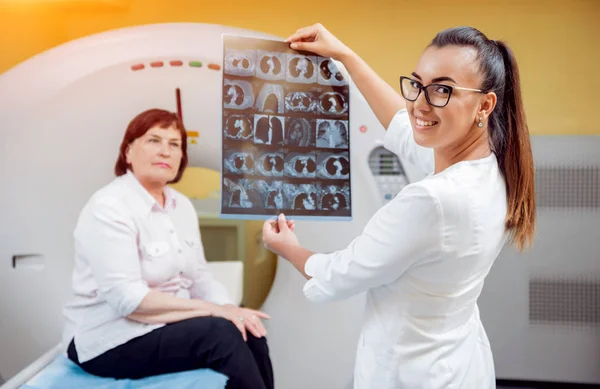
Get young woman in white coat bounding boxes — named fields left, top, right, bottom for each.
left=262, top=23, right=536, bottom=389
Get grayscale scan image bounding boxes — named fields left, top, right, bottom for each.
left=221, top=34, right=351, bottom=219
left=285, top=117, right=315, bottom=147
left=224, top=112, right=254, bottom=141
left=223, top=148, right=256, bottom=175
left=254, top=151, right=285, bottom=177
left=316, top=119, right=349, bottom=149
left=317, top=182, right=350, bottom=211
left=316, top=151, right=350, bottom=180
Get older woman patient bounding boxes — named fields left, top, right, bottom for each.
left=61, top=108, right=276, bottom=389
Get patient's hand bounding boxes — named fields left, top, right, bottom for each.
left=262, top=213, right=300, bottom=258
left=212, top=304, right=270, bottom=341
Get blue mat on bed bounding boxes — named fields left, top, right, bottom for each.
left=22, top=355, right=228, bottom=389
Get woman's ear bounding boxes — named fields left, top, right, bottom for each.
left=479, top=91, right=497, bottom=120
left=125, top=144, right=132, bottom=165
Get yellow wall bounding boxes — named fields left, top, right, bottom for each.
left=1, top=0, right=599, bottom=135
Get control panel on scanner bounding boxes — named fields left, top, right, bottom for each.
left=368, top=146, right=409, bottom=203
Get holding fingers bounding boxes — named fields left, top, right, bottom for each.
left=262, top=214, right=301, bottom=258
left=285, top=23, right=352, bottom=61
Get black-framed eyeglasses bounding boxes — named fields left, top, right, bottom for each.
left=399, top=76, right=486, bottom=108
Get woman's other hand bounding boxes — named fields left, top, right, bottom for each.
left=212, top=304, right=271, bottom=341
left=285, top=23, right=352, bottom=61
left=262, top=214, right=300, bottom=258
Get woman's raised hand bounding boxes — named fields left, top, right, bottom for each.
left=285, top=23, right=352, bottom=61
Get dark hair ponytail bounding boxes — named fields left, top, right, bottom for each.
left=431, top=27, right=536, bottom=251
left=494, top=40, right=536, bottom=251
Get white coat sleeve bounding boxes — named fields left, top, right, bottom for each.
left=384, top=109, right=435, bottom=176
left=302, top=183, right=443, bottom=303
left=74, top=199, right=150, bottom=317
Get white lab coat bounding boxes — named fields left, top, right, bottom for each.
left=303, top=109, right=506, bottom=389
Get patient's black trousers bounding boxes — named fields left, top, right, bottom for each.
left=67, top=316, right=274, bottom=389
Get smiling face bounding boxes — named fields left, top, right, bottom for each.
left=125, top=124, right=183, bottom=187
left=406, top=45, right=494, bottom=152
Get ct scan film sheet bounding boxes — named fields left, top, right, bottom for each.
left=220, top=34, right=352, bottom=220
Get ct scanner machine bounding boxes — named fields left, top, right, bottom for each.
left=0, top=23, right=421, bottom=388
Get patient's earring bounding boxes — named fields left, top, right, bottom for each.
left=477, top=117, right=483, bottom=128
